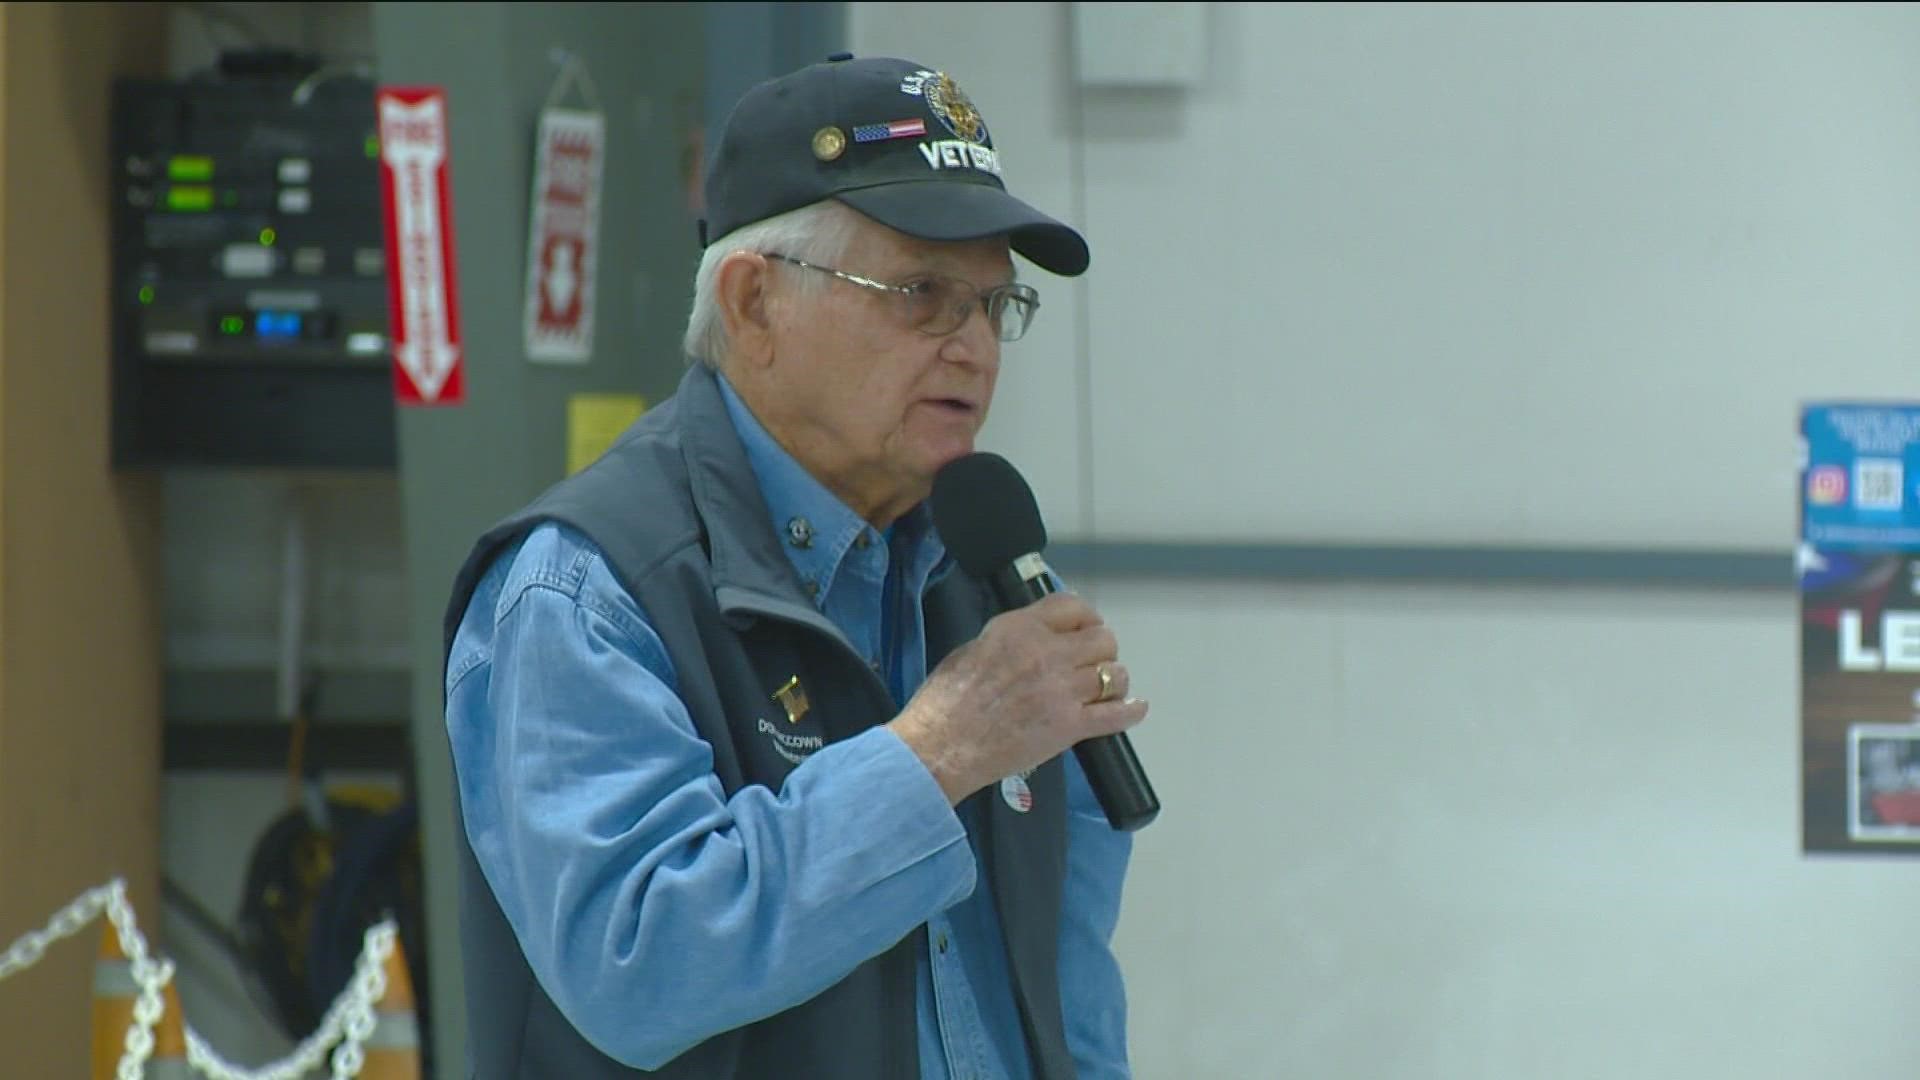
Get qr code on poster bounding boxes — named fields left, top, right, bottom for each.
left=1855, top=458, right=1905, bottom=511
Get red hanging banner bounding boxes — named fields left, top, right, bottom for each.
left=377, top=85, right=465, bottom=405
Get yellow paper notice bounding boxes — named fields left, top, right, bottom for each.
left=567, top=393, right=648, bottom=474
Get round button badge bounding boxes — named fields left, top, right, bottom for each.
left=1000, top=772, right=1033, bottom=813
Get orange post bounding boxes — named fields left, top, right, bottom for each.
left=151, top=976, right=192, bottom=1079
left=88, top=924, right=135, bottom=1080
left=90, top=921, right=193, bottom=1079
left=358, top=932, right=422, bottom=1080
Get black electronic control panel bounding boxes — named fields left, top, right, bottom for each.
left=111, top=70, right=396, bottom=468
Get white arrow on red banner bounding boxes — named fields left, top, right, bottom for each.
left=377, top=87, right=465, bottom=406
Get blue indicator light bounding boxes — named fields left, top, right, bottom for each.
left=254, top=311, right=305, bottom=339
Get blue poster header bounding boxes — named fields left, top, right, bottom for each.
left=1801, top=403, right=1920, bottom=548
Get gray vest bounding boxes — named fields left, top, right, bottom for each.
left=442, top=365, right=1074, bottom=1079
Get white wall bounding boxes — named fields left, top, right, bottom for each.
left=851, top=4, right=1920, bottom=1077
left=1102, top=579, right=1917, bottom=1079
left=861, top=2, right=1920, bottom=552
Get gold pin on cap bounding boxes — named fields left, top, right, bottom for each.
left=811, top=126, right=847, bottom=161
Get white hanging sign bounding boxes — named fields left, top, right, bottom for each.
left=523, top=106, right=604, bottom=363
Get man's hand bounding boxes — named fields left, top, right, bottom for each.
left=889, top=593, right=1150, bottom=804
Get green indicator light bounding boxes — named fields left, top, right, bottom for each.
left=137, top=285, right=155, bottom=305
left=222, top=190, right=238, bottom=207
left=219, top=315, right=246, bottom=335
left=167, top=155, right=213, bottom=182
left=364, top=134, right=380, bottom=158
left=259, top=227, right=277, bottom=246
left=165, top=186, right=213, bottom=212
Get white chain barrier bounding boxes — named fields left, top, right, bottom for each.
left=0, top=878, right=398, bottom=1079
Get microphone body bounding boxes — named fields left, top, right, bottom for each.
left=987, top=553, right=1160, bottom=833
left=933, top=451, right=1161, bottom=833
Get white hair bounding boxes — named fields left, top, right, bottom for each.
left=682, top=200, right=865, bottom=368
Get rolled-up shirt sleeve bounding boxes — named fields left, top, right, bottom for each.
left=445, top=525, right=976, bottom=1069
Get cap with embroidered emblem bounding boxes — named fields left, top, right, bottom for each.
left=699, top=53, right=1089, bottom=276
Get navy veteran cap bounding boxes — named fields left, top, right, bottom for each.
left=700, top=53, right=1090, bottom=277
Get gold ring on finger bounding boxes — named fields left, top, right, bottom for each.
left=1095, top=661, right=1116, bottom=703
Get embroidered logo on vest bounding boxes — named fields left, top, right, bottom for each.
left=758, top=717, right=822, bottom=765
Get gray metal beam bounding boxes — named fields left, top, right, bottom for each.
left=376, top=4, right=709, bottom=1075
left=704, top=3, right=846, bottom=141
left=1047, top=541, right=1792, bottom=589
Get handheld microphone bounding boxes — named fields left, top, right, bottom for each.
left=932, top=451, right=1161, bottom=832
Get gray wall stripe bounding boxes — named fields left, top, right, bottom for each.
left=1046, top=542, right=1792, bottom=590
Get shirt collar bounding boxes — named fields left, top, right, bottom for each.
left=715, top=373, right=950, bottom=603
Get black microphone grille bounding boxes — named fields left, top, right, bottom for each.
left=932, top=451, right=1049, bottom=578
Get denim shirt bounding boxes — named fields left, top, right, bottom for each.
left=445, top=373, right=1132, bottom=1077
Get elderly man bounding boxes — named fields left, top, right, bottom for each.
left=442, top=53, right=1148, bottom=1078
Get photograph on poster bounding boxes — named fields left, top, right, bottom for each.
left=1848, top=723, right=1920, bottom=841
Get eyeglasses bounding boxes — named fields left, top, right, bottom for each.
left=764, top=253, right=1040, bottom=343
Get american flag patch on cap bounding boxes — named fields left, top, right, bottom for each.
left=852, top=118, right=927, bottom=143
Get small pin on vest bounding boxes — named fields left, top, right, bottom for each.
left=773, top=675, right=810, bottom=724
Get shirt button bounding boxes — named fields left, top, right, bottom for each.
left=935, top=933, right=949, bottom=954
left=785, top=516, right=815, bottom=549
left=853, top=530, right=871, bottom=550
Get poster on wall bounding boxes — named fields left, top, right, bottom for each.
left=377, top=85, right=465, bottom=406
left=1800, top=402, right=1920, bottom=854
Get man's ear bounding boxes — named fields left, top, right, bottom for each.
left=716, top=252, right=774, bottom=369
